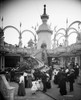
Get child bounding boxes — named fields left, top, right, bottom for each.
left=31, top=81, right=38, bottom=95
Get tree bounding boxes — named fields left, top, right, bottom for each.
left=16, top=57, right=39, bottom=72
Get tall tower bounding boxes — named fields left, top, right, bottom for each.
left=37, top=5, right=52, bottom=49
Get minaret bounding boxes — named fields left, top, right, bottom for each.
left=41, top=5, right=49, bottom=23
left=37, top=5, right=53, bottom=49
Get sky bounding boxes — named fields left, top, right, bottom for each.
left=0, top=0, right=81, bottom=47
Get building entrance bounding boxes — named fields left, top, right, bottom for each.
left=5, top=56, right=20, bottom=68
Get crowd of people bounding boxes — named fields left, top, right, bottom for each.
left=0, top=62, right=80, bottom=97
left=17, top=68, right=52, bottom=96
left=16, top=62, right=80, bottom=96
left=52, top=62, right=79, bottom=95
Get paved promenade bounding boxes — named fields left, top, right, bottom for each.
left=9, top=72, right=81, bottom=100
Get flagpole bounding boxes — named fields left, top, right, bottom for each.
left=66, top=18, right=68, bottom=29
left=1, top=16, right=3, bottom=29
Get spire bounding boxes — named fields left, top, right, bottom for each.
left=1, top=16, right=3, bottom=29
left=41, top=5, right=49, bottom=23
left=44, top=5, right=46, bottom=15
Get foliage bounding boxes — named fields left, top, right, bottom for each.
left=42, top=51, right=45, bottom=61
left=16, top=57, right=39, bottom=72
left=16, top=60, right=30, bottom=72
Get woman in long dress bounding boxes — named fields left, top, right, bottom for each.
left=23, top=72, right=28, bottom=88
left=18, top=73, right=26, bottom=96
left=38, top=79, right=44, bottom=91
left=27, top=74, right=32, bottom=88
left=31, top=81, right=38, bottom=94
left=59, top=72, right=67, bottom=95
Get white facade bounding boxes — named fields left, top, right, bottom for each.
left=37, top=32, right=52, bottom=49
left=37, top=5, right=52, bottom=49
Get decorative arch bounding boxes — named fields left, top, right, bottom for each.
left=54, top=27, right=66, bottom=41
left=55, top=32, right=65, bottom=38
left=3, top=25, right=20, bottom=34
left=56, top=35, right=65, bottom=46
left=22, top=29, right=35, bottom=36
left=57, top=35, right=65, bottom=42
left=56, top=28, right=66, bottom=34
left=21, top=29, right=37, bottom=42
left=68, top=31, right=78, bottom=37
left=68, top=32, right=77, bottom=44
left=68, top=27, right=79, bottom=35
left=69, top=21, right=81, bottom=28
left=54, top=21, right=81, bottom=45
left=68, top=21, right=81, bottom=42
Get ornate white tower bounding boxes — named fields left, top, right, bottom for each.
left=37, top=5, right=53, bottom=49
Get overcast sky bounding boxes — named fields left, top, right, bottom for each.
left=0, top=0, right=81, bottom=47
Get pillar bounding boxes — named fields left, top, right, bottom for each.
left=0, top=56, right=1, bottom=70
left=20, top=56, right=23, bottom=62
left=75, top=56, right=81, bottom=66
left=0, top=55, right=5, bottom=71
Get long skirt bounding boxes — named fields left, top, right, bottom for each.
left=24, top=76, right=28, bottom=88
left=59, top=80, right=67, bottom=95
left=27, top=79, right=32, bottom=88
left=31, top=81, right=38, bottom=93
left=46, top=81, right=51, bottom=89
left=18, top=82, right=26, bottom=96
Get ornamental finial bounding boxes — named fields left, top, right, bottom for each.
left=44, top=4, right=46, bottom=14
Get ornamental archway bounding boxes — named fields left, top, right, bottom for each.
left=1, top=25, right=37, bottom=48
left=21, top=29, right=37, bottom=48
left=54, top=20, right=81, bottom=47
left=2, top=25, right=20, bottom=46
left=3, top=25, right=20, bottom=33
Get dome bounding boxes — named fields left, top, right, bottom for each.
left=37, top=23, right=52, bottom=34
left=39, top=23, right=50, bottom=30
left=37, top=5, right=52, bottom=34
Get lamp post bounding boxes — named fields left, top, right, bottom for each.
left=53, top=19, right=81, bottom=48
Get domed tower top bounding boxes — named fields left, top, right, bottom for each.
left=37, top=5, right=52, bottom=34
left=41, top=5, right=49, bottom=23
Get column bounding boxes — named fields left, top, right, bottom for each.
left=0, top=56, right=2, bottom=70
left=1, top=56, right=5, bottom=71
left=20, top=56, right=23, bottom=62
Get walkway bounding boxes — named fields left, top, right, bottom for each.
left=9, top=74, right=81, bottom=100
